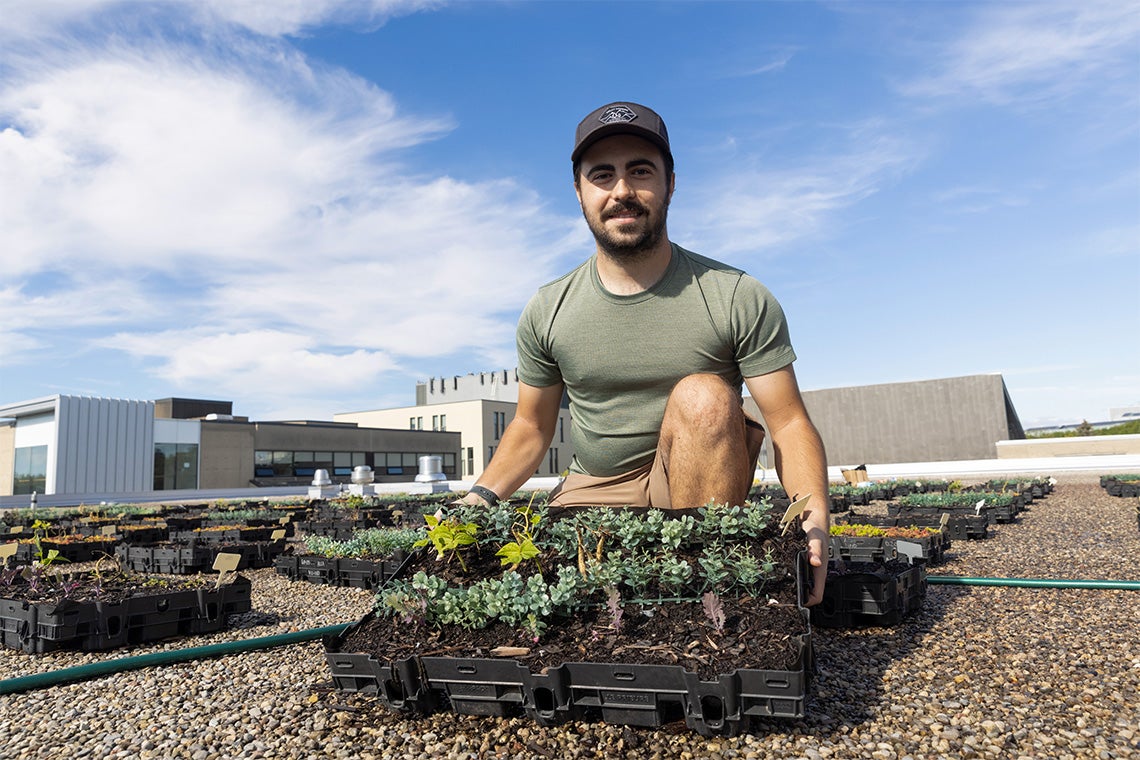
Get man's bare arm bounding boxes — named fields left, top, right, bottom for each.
left=744, top=365, right=830, bottom=606
left=464, top=381, right=565, bottom=503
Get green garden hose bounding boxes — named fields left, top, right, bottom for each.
left=0, top=622, right=351, bottom=695
left=3, top=574, right=1138, bottom=696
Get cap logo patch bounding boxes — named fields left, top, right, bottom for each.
left=597, top=105, right=638, bottom=125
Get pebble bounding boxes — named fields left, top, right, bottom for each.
left=1, top=475, right=1138, bottom=758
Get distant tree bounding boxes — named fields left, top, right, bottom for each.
left=1075, top=420, right=1094, bottom=436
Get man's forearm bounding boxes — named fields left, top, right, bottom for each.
left=473, top=417, right=554, bottom=500
left=770, top=417, right=831, bottom=533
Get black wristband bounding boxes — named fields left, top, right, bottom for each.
left=468, top=484, right=500, bottom=505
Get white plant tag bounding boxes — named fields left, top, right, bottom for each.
left=940, top=513, right=950, bottom=531
left=213, top=552, right=242, bottom=573
left=101, top=525, right=118, bottom=536
left=271, top=528, right=287, bottom=541
left=896, top=540, right=923, bottom=565
left=975, top=499, right=985, bottom=515
left=779, top=494, right=812, bottom=535
left=0, top=542, right=17, bottom=559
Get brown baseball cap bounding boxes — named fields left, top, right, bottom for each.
left=571, top=101, right=672, bottom=165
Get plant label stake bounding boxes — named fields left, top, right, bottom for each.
left=101, top=525, right=118, bottom=537
left=213, top=552, right=242, bottom=573
left=271, top=529, right=287, bottom=542
left=0, top=542, right=16, bottom=561
left=939, top=513, right=950, bottom=532
left=780, top=494, right=812, bottom=536
left=895, top=540, right=923, bottom=565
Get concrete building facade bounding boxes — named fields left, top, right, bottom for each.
left=0, top=395, right=460, bottom=497
left=1, top=372, right=1030, bottom=498
left=336, top=369, right=574, bottom=479
left=766, top=373, right=1025, bottom=466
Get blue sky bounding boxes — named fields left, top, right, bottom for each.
left=1, top=1, right=1137, bottom=429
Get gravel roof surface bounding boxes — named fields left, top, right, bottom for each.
left=1, top=475, right=1138, bottom=759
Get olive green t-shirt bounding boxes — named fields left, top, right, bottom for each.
left=516, top=244, right=796, bottom=477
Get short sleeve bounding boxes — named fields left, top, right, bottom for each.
left=516, top=292, right=563, bottom=387
left=731, top=275, right=797, bottom=377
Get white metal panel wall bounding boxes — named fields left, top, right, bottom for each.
left=54, top=396, right=155, bottom=494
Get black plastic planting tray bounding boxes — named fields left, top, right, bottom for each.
left=827, top=533, right=946, bottom=565
left=274, top=554, right=407, bottom=590
left=324, top=608, right=812, bottom=736
left=813, top=561, right=927, bottom=628
left=322, top=552, right=814, bottom=736
left=0, top=576, right=252, bottom=653
left=115, top=541, right=286, bottom=574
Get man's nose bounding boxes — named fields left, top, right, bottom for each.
left=611, top=177, right=635, bottom=199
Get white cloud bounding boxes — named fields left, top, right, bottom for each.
left=682, top=124, right=920, bottom=256
left=0, top=0, right=440, bottom=41
left=201, top=0, right=440, bottom=36
left=0, top=14, right=580, bottom=411
left=105, top=328, right=398, bottom=396
left=900, top=1, right=1140, bottom=105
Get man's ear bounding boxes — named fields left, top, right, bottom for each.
left=667, top=172, right=676, bottom=203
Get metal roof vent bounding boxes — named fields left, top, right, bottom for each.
left=415, top=455, right=446, bottom=482
left=351, top=465, right=374, bottom=485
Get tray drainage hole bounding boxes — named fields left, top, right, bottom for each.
left=699, top=695, right=725, bottom=728
left=614, top=671, right=635, bottom=681
left=106, top=616, right=122, bottom=636
left=382, top=680, right=405, bottom=707
left=534, top=687, right=556, bottom=716
left=457, top=665, right=478, bottom=675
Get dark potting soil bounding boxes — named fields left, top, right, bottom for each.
left=340, top=512, right=812, bottom=680
left=0, top=566, right=216, bottom=606
left=343, top=594, right=808, bottom=681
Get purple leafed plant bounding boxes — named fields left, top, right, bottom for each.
left=702, top=591, right=726, bottom=633
left=605, top=586, right=623, bottom=633
left=0, top=567, right=20, bottom=588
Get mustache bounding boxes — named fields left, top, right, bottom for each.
left=601, top=200, right=647, bottom=220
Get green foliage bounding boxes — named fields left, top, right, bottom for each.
left=377, top=497, right=785, bottom=641
left=831, top=523, right=887, bottom=537
left=303, top=527, right=421, bottom=559
left=898, top=492, right=1016, bottom=509
left=413, top=514, right=480, bottom=571
left=1028, top=419, right=1140, bottom=438
left=494, top=502, right=544, bottom=572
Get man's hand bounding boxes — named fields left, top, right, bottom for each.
left=450, top=491, right=492, bottom=509
left=803, top=523, right=828, bottom=607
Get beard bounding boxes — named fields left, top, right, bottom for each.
left=584, top=197, right=669, bottom=261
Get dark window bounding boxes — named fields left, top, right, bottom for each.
left=154, top=443, right=199, bottom=490
left=13, top=445, right=47, bottom=495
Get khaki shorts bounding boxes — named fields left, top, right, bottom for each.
left=546, top=414, right=766, bottom=509
left=548, top=455, right=671, bottom=508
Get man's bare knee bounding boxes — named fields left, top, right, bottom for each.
left=666, top=374, right=743, bottom=432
